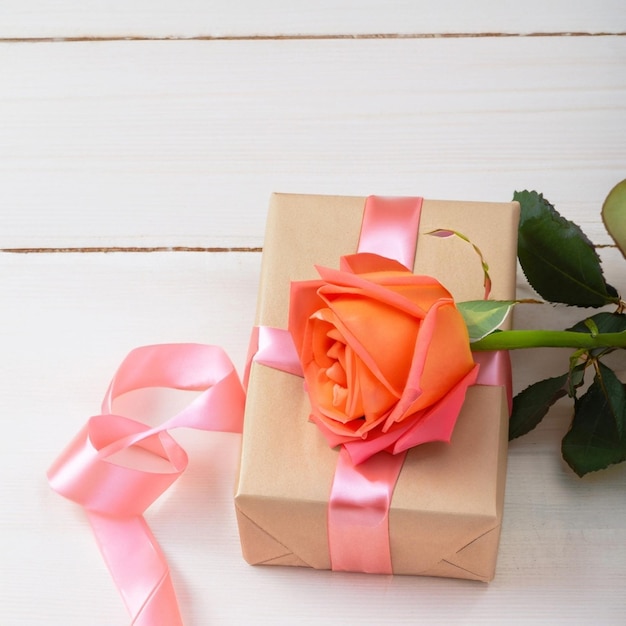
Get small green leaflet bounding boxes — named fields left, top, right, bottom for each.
left=602, top=178, right=626, bottom=260
left=457, top=300, right=516, bottom=342
left=509, top=373, right=569, bottom=440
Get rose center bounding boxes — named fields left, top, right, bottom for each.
left=326, top=333, right=349, bottom=408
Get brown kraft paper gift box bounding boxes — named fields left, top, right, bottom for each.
left=235, top=193, right=520, bottom=581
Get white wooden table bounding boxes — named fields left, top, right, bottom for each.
left=2, top=3, right=625, bottom=624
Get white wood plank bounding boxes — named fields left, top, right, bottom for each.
left=2, top=249, right=625, bottom=625
left=0, top=251, right=259, bottom=624
left=1, top=36, right=624, bottom=249
left=0, top=0, right=624, bottom=39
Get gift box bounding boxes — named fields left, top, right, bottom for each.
left=235, top=193, right=519, bottom=581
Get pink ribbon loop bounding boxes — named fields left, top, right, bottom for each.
left=48, top=343, right=245, bottom=626
left=244, top=326, right=302, bottom=389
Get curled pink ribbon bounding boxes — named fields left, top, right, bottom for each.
left=48, top=344, right=245, bottom=625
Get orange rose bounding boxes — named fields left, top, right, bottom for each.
left=288, top=253, right=479, bottom=464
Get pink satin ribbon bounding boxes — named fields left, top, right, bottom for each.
left=244, top=325, right=303, bottom=389
left=48, top=344, right=245, bottom=625
left=327, top=448, right=407, bottom=574
left=474, top=349, right=513, bottom=410
left=357, top=196, right=423, bottom=270
left=329, top=195, right=422, bottom=572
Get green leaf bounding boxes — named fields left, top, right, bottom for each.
left=595, top=361, right=626, bottom=438
left=602, top=178, right=626, bottom=260
left=562, top=363, right=626, bottom=476
left=509, top=373, right=569, bottom=440
left=568, top=311, right=626, bottom=335
left=514, top=190, right=619, bottom=307
left=457, top=300, right=516, bottom=342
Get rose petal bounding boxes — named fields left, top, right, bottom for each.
left=326, top=361, right=347, bottom=387
left=288, top=280, right=326, bottom=356
left=349, top=350, right=399, bottom=424
left=309, top=316, right=335, bottom=369
left=391, top=363, right=479, bottom=453
left=332, top=383, right=348, bottom=409
left=342, top=418, right=415, bottom=464
left=385, top=299, right=474, bottom=428
left=318, top=267, right=432, bottom=319
left=339, top=253, right=410, bottom=275
left=322, top=294, right=419, bottom=397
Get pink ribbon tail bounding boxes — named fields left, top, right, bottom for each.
left=47, top=344, right=245, bottom=626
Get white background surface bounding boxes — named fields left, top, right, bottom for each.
left=1, top=3, right=625, bottom=624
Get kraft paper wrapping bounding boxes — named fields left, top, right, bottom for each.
left=235, top=193, right=519, bottom=581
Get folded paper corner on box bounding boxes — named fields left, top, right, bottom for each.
left=235, top=503, right=295, bottom=566
left=235, top=499, right=329, bottom=569
left=436, top=524, right=502, bottom=582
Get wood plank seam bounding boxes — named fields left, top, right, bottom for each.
left=0, top=247, right=264, bottom=253
left=1, top=245, right=618, bottom=254
left=1, top=32, right=625, bottom=43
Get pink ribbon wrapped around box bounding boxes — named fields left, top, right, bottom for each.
left=235, top=193, right=519, bottom=581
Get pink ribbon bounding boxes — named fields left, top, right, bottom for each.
left=357, top=196, right=423, bottom=270
left=327, top=195, right=423, bottom=572
left=48, top=344, right=245, bottom=625
left=244, top=325, right=303, bottom=389
left=249, top=196, right=428, bottom=573
left=327, top=448, right=407, bottom=574
left=474, top=349, right=513, bottom=411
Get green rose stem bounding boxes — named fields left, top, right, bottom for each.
left=471, top=329, right=626, bottom=351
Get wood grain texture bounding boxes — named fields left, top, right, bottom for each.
left=1, top=250, right=625, bottom=625
left=2, top=2, right=626, bottom=623
left=1, top=36, right=624, bottom=249
left=0, top=0, right=625, bottom=38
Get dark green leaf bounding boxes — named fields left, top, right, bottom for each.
left=595, top=362, right=626, bottom=438
left=514, top=190, right=618, bottom=307
left=568, top=312, right=626, bottom=335
left=561, top=363, right=626, bottom=476
left=509, top=373, right=569, bottom=440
